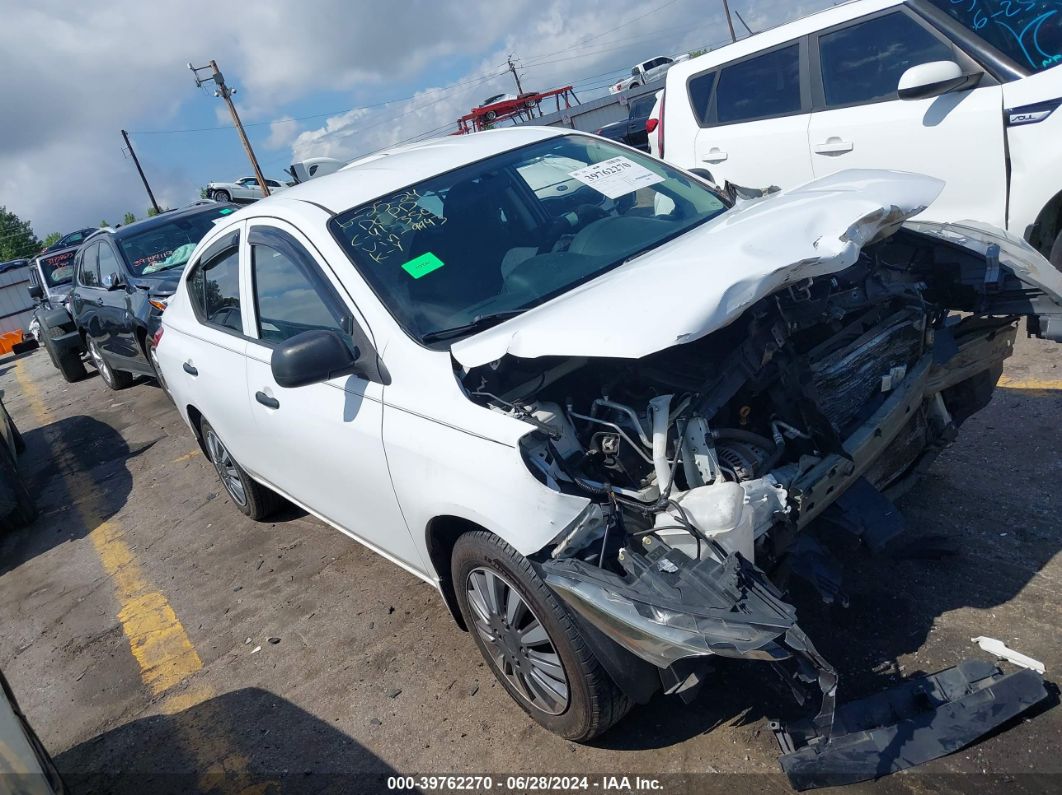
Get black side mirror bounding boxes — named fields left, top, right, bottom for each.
left=271, top=329, right=360, bottom=388
left=103, top=271, right=125, bottom=291
left=27, top=284, right=43, bottom=300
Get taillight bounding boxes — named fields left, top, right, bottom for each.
left=658, top=92, right=666, bottom=159
left=646, top=118, right=659, bottom=133
left=152, top=327, right=164, bottom=348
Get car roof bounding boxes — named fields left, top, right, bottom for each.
left=249, top=126, right=568, bottom=215
left=104, top=203, right=237, bottom=241
left=667, top=0, right=901, bottom=81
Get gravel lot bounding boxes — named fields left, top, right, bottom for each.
left=0, top=334, right=1059, bottom=794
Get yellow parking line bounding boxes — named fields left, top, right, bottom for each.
left=13, top=362, right=202, bottom=696
left=172, top=451, right=199, bottom=464
left=998, top=376, right=1062, bottom=392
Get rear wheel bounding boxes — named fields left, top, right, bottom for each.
left=88, top=337, right=132, bottom=390
left=452, top=531, right=631, bottom=741
left=200, top=418, right=284, bottom=520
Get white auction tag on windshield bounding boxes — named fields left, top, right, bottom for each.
left=568, top=156, right=665, bottom=199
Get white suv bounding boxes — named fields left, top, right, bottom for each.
left=156, top=127, right=1061, bottom=783
left=657, top=0, right=1062, bottom=266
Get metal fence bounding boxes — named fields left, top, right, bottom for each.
left=0, top=265, right=36, bottom=336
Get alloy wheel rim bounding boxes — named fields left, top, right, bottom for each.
left=89, top=339, right=112, bottom=385
left=205, top=429, right=247, bottom=507
left=465, top=567, right=570, bottom=715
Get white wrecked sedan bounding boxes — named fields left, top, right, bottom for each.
left=157, top=128, right=1061, bottom=787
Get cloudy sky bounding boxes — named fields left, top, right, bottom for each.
left=0, top=0, right=835, bottom=238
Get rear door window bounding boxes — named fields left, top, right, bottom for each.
left=716, top=44, right=802, bottom=124
left=78, top=244, right=101, bottom=287
left=818, top=11, right=956, bottom=108
left=687, top=72, right=717, bottom=126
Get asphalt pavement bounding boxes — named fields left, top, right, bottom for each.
left=0, top=334, right=1060, bottom=794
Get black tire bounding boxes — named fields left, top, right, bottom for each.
left=87, top=337, right=132, bottom=390
left=1050, top=230, right=1062, bottom=272
left=214, top=190, right=231, bottom=203
left=11, top=419, right=25, bottom=455
left=484, top=110, right=498, bottom=122
left=199, top=418, right=284, bottom=520
left=42, top=332, right=87, bottom=383
left=0, top=446, right=37, bottom=531
left=452, top=531, right=631, bottom=742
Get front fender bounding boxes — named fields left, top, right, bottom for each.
left=383, top=409, right=590, bottom=573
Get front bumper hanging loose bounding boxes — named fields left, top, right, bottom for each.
left=544, top=546, right=1049, bottom=789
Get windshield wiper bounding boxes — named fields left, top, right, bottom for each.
left=421, top=310, right=526, bottom=344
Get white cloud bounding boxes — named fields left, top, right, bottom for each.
left=0, top=0, right=835, bottom=234
left=265, top=117, right=300, bottom=150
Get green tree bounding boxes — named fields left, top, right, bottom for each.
left=42, top=232, right=62, bottom=249
left=122, top=212, right=137, bottom=225
left=100, top=219, right=110, bottom=228
left=199, top=186, right=209, bottom=200
left=147, top=206, right=162, bottom=217
left=0, top=206, right=41, bottom=260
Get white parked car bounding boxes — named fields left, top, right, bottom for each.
left=610, top=55, right=689, bottom=94
left=657, top=0, right=1062, bottom=267
left=157, top=128, right=1059, bottom=785
left=206, top=176, right=287, bottom=203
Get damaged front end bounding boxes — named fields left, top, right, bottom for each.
left=456, top=201, right=1060, bottom=785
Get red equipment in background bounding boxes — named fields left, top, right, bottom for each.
left=454, top=86, right=580, bottom=134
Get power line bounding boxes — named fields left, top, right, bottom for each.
left=129, top=70, right=508, bottom=136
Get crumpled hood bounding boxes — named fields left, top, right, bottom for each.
left=451, top=170, right=944, bottom=368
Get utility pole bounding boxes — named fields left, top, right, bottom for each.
left=734, top=8, right=754, bottom=36
left=188, top=59, right=270, bottom=197
left=120, top=129, right=161, bottom=215
left=721, top=0, right=737, bottom=43
left=507, top=55, right=525, bottom=95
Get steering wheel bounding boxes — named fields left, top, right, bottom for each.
left=537, top=204, right=611, bottom=254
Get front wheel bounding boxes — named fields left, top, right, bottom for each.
left=214, top=190, right=231, bottom=203
left=452, top=531, right=631, bottom=741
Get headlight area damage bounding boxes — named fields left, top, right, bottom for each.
left=454, top=178, right=1060, bottom=788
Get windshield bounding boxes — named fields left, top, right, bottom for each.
left=37, top=249, right=76, bottom=287
left=117, top=207, right=235, bottom=276
left=928, top=1, right=1061, bottom=72
left=328, top=134, right=728, bottom=345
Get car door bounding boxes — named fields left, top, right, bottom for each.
left=70, top=242, right=102, bottom=341
left=807, top=7, right=1006, bottom=227
left=176, top=226, right=258, bottom=464
left=240, top=219, right=423, bottom=571
left=691, top=40, right=815, bottom=189
left=95, top=240, right=140, bottom=360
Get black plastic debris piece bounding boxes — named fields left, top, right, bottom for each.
left=820, top=476, right=906, bottom=552
left=773, top=659, right=1048, bottom=790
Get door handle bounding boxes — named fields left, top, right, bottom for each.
left=255, top=391, right=280, bottom=409
left=183, top=362, right=198, bottom=376
left=96, top=297, right=105, bottom=306
left=702, top=148, right=728, bottom=163
left=813, top=138, right=854, bottom=155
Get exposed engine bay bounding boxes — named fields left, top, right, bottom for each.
left=457, top=224, right=1058, bottom=788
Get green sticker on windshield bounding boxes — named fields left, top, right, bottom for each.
left=401, top=251, right=445, bottom=279
left=217, top=207, right=234, bottom=215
